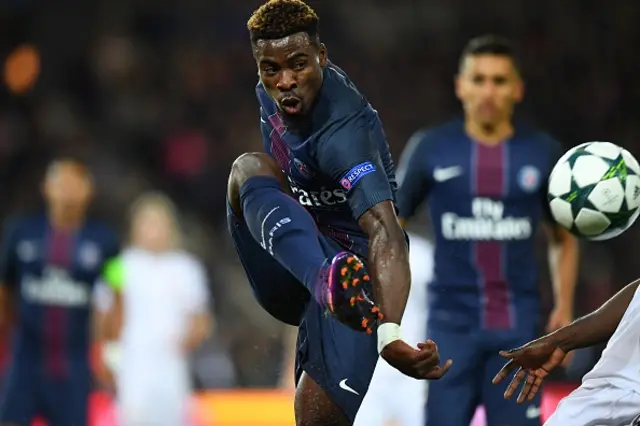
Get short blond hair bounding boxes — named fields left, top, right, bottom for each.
left=129, top=191, right=182, bottom=248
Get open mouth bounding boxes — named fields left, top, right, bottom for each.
left=280, top=96, right=302, bottom=115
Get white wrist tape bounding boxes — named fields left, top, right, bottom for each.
left=102, top=341, right=122, bottom=371
left=377, top=323, right=401, bottom=353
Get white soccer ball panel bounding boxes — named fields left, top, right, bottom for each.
left=587, top=179, right=625, bottom=213
left=625, top=174, right=640, bottom=210
left=548, top=161, right=573, bottom=197
left=584, top=141, right=622, bottom=160
left=589, top=208, right=640, bottom=241
left=574, top=208, right=611, bottom=236
left=549, top=198, right=574, bottom=230
left=622, top=149, right=640, bottom=174
left=571, top=155, right=611, bottom=188
left=558, top=142, right=591, bottom=164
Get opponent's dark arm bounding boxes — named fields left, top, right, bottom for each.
left=554, top=279, right=640, bottom=352
left=358, top=200, right=410, bottom=325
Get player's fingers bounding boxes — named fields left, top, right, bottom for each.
left=527, top=376, right=544, bottom=402
left=516, top=370, right=537, bottom=404
left=424, top=358, right=453, bottom=380
left=492, top=359, right=517, bottom=384
left=499, top=348, right=522, bottom=359
left=414, top=350, right=440, bottom=372
left=504, top=367, right=525, bottom=399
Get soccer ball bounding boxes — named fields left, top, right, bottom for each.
left=547, top=141, right=640, bottom=240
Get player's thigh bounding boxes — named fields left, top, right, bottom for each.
left=298, top=297, right=378, bottom=424
left=545, top=383, right=640, bottom=426
left=227, top=201, right=310, bottom=326
left=483, top=328, right=541, bottom=426
left=425, top=326, right=482, bottom=426
left=295, top=372, right=351, bottom=426
left=42, top=375, right=90, bottom=426
left=0, top=361, right=38, bottom=426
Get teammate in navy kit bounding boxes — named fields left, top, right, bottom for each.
left=0, top=159, right=119, bottom=426
left=227, top=1, right=450, bottom=424
left=396, top=35, right=580, bottom=426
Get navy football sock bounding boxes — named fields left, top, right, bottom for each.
left=240, top=175, right=330, bottom=305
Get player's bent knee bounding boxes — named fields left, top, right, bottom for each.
left=227, top=152, right=289, bottom=213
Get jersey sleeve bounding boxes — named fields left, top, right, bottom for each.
left=0, top=219, right=21, bottom=287
left=102, top=256, right=125, bottom=292
left=316, top=115, right=394, bottom=220
left=396, top=130, right=432, bottom=220
left=259, top=107, right=273, bottom=152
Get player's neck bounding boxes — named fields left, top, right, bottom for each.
left=465, top=120, right=513, bottom=146
left=48, top=212, right=84, bottom=232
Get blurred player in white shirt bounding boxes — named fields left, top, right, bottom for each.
left=102, top=192, right=212, bottom=426
left=354, top=233, right=433, bottom=426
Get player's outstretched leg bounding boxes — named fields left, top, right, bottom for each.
left=294, top=372, right=350, bottom=426
left=228, top=153, right=381, bottom=332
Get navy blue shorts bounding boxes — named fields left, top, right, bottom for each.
left=227, top=202, right=378, bottom=422
left=0, top=357, right=90, bottom=426
left=425, top=320, right=542, bottom=426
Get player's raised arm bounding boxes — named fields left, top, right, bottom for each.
left=544, top=223, right=579, bottom=332
left=396, top=130, right=432, bottom=227
left=541, top=139, right=580, bottom=333
left=317, top=117, right=451, bottom=379
left=493, top=278, right=640, bottom=403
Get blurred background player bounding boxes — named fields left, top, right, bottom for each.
left=0, top=159, right=119, bottom=426
left=101, top=192, right=211, bottom=426
left=354, top=232, right=433, bottom=426
left=396, top=35, right=580, bottom=426
left=227, top=1, right=449, bottom=424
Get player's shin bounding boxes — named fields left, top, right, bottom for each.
left=240, top=175, right=330, bottom=305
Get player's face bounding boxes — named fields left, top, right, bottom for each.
left=43, top=164, right=93, bottom=216
left=131, top=206, right=174, bottom=252
left=254, top=32, right=326, bottom=116
left=455, top=54, right=523, bottom=126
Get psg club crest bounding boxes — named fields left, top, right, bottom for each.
left=340, top=178, right=352, bottom=190
left=518, top=165, right=540, bottom=193
left=293, top=158, right=313, bottom=179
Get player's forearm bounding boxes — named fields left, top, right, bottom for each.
left=549, top=235, right=579, bottom=312
left=185, top=313, right=211, bottom=352
left=554, top=279, right=640, bottom=352
left=368, top=221, right=410, bottom=325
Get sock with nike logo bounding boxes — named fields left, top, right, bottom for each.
left=240, top=175, right=330, bottom=305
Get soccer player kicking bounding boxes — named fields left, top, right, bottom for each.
left=396, top=35, right=579, bottom=426
left=0, top=159, right=119, bottom=426
left=494, top=279, right=640, bottom=425
left=227, top=1, right=450, bottom=425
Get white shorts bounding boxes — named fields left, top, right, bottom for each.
left=545, top=380, right=640, bottom=426
left=354, top=359, right=426, bottom=426
left=118, top=361, right=191, bottom=426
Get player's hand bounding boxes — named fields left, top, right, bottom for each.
left=546, top=306, right=573, bottom=333
left=492, top=335, right=568, bottom=404
left=381, top=339, right=453, bottom=380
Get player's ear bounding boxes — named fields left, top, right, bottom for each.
left=514, top=80, right=525, bottom=103
left=318, top=43, right=327, bottom=67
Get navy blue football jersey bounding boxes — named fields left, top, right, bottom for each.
left=397, top=119, right=562, bottom=330
left=256, top=62, right=397, bottom=258
left=0, top=214, right=119, bottom=368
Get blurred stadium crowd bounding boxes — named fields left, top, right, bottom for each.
left=1, top=0, right=640, bottom=390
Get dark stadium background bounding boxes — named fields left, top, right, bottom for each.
left=0, top=0, right=637, bottom=423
